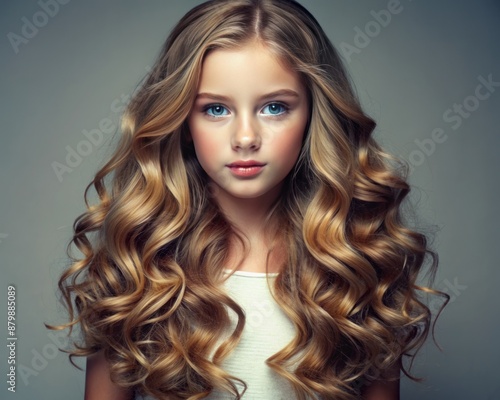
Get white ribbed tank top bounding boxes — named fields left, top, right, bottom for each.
left=138, top=270, right=318, bottom=399
left=204, top=269, right=299, bottom=399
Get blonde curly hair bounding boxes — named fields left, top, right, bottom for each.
left=47, top=1, right=447, bottom=399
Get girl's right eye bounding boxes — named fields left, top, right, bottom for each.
left=203, top=104, right=229, bottom=118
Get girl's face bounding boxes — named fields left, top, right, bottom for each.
left=187, top=41, right=309, bottom=206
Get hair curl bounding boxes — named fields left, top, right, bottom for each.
left=47, top=1, right=447, bottom=399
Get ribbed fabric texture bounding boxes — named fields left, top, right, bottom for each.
left=204, top=270, right=299, bottom=399
left=139, top=270, right=318, bottom=399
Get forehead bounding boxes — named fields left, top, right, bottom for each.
left=197, top=42, right=304, bottom=96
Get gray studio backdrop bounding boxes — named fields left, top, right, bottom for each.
left=1, top=1, right=499, bottom=399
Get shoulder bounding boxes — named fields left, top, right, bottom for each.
left=85, top=350, right=135, bottom=400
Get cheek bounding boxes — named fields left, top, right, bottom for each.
left=188, top=121, right=221, bottom=164
left=274, top=124, right=306, bottom=164
left=193, top=135, right=219, bottom=157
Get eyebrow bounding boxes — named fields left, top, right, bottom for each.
left=194, top=89, right=300, bottom=102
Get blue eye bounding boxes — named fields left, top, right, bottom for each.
left=203, top=102, right=289, bottom=119
left=205, top=104, right=229, bottom=118
left=263, top=102, right=288, bottom=115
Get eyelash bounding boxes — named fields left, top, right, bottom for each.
left=202, top=102, right=290, bottom=119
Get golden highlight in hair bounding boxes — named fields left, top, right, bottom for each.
left=47, top=1, right=448, bottom=399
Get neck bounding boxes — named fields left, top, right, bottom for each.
left=214, top=183, right=283, bottom=241
left=212, top=182, right=288, bottom=273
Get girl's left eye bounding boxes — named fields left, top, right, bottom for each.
left=262, top=102, right=288, bottom=116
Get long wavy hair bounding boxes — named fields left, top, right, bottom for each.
left=47, top=0, right=447, bottom=399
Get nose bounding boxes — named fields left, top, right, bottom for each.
left=231, top=113, right=261, bottom=151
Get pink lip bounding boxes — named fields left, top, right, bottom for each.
left=227, top=160, right=266, bottom=168
left=226, top=160, right=266, bottom=177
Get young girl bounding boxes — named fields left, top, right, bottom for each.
left=48, top=0, right=445, bottom=399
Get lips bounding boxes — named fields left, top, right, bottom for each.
left=226, top=160, right=266, bottom=177
left=226, top=160, right=266, bottom=168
